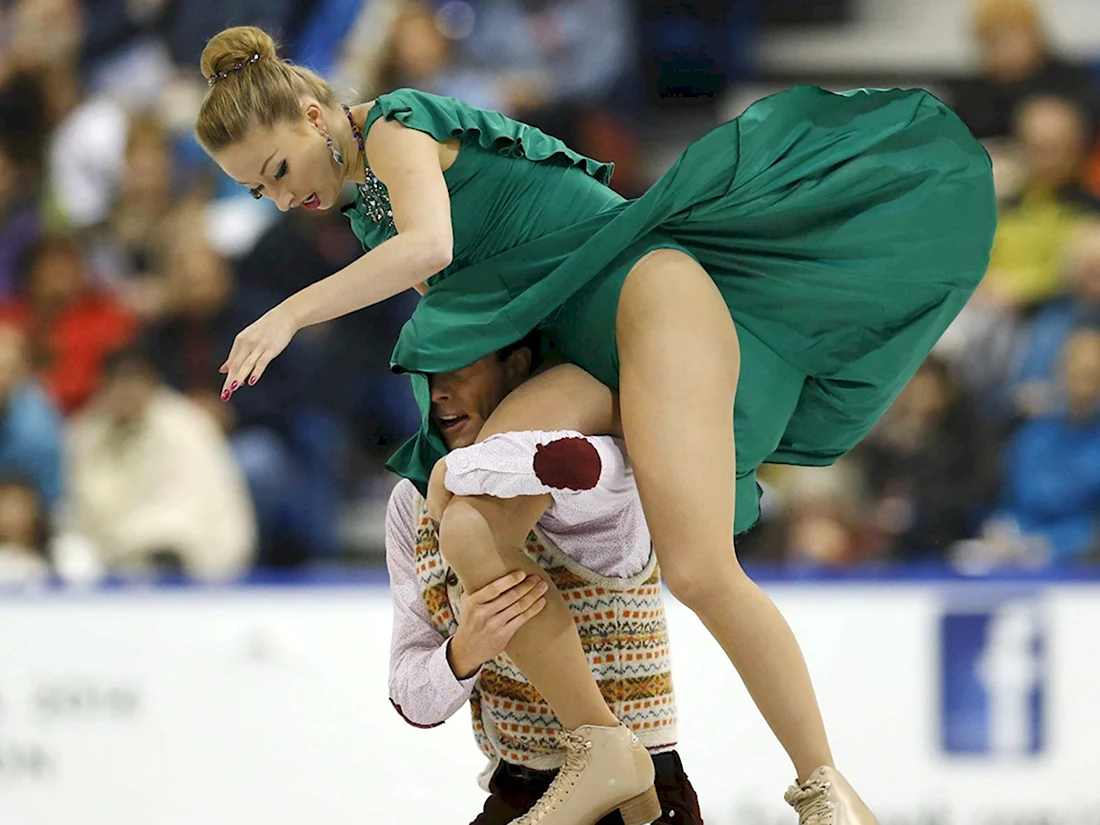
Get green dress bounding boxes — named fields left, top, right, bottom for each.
left=344, top=86, right=996, bottom=534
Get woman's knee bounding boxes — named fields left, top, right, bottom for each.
left=438, top=497, right=496, bottom=567
left=659, top=545, right=746, bottom=609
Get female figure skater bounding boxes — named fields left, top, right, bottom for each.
left=196, top=26, right=995, bottom=825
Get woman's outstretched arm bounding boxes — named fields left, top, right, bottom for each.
left=220, top=119, right=451, bottom=397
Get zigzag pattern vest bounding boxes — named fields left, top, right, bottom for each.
left=412, top=495, right=678, bottom=770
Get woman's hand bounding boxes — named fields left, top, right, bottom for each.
left=220, top=304, right=298, bottom=400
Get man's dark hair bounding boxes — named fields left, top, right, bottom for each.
left=496, top=329, right=543, bottom=370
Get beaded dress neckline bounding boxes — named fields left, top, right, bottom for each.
left=344, top=104, right=394, bottom=228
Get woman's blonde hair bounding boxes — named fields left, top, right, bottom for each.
left=195, top=26, right=337, bottom=153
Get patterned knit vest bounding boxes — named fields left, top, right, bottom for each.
left=412, top=496, right=678, bottom=770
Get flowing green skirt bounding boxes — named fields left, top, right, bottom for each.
left=387, top=86, right=996, bottom=533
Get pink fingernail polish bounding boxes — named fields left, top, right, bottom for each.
left=230, top=381, right=240, bottom=391
left=221, top=390, right=230, bottom=402
left=248, top=376, right=257, bottom=386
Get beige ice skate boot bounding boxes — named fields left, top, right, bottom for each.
left=784, top=766, right=880, bottom=825
left=509, top=723, right=661, bottom=825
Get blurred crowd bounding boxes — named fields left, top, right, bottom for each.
left=1, top=0, right=1099, bottom=585
left=741, top=0, right=1100, bottom=572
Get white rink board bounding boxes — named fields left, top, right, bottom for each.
left=0, top=580, right=1097, bottom=825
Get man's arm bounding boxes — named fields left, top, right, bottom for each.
left=385, top=480, right=480, bottom=728
left=444, top=431, right=634, bottom=522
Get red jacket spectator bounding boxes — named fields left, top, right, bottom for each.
left=0, top=234, right=135, bottom=414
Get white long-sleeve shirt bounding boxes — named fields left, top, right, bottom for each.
left=68, top=389, right=256, bottom=581
left=385, top=430, right=650, bottom=727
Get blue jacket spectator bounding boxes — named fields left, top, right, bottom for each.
left=1002, top=327, right=1100, bottom=563
left=0, top=323, right=63, bottom=506
left=1011, top=226, right=1100, bottom=417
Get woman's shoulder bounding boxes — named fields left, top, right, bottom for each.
left=364, top=87, right=613, bottom=185
left=366, top=87, right=489, bottom=131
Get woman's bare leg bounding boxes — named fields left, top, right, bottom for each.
left=616, top=249, right=833, bottom=782
left=436, top=363, right=631, bottom=731
left=439, top=493, right=619, bottom=730
left=474, top=362, right=622, bottom=444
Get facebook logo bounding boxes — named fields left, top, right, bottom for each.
left=940, top=597, right=1045, bottom=756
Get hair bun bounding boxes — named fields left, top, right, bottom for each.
left=200, top=26, right=278, bottom=81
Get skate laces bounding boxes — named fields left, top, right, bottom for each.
left=784, top=774, right=836, bottom=825
left=511, top=730, right=593, bottom=824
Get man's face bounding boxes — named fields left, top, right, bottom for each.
left=1063, top=329, right=1100, bottom=416
left=429, top=348, right=531, bottom=450
left=166, top=233, right=232, bottom=318
left=1016, top=97, right=1087, bottom=190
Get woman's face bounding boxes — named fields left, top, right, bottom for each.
left=123, top=132, right=173, bottom=203
left=979, top=22, right=1044, bottom=82
left=212, top=104, right=345, bottom=213
left=28, top=244, right=85, bottom=315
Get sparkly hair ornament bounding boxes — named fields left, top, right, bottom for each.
left=207, top=52, right=261, bottom=86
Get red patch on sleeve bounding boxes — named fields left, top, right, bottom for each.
left=532, top=437, right=601, bottom=490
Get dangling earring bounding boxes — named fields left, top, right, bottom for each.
left=324, top=131, right=344, bottom=166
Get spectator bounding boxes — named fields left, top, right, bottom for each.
left=992, top=328, right=1100, bottom=565
left=0, top=71, right=47, bottom=300
left=779, top=462, right=874, bottom=568
left=462, top=0, right=635, bottom=119
left=854, top=356, right=999, bottom=562
left=458, top=0, right=642, bottom=192
left=0, top=322, right=63, bottom=506
left=942, top=95, right=1100, bottom=412
left=0, top=234, right=136, bottom=414
left=1011, top=223, right=1100, bottom=419
left=951, top=0, right=1098, bottom=142
left=327, top=0, right=403, bottom=97
left=5, top=0, right=133, bottom=232
left=0, top=474, right=51, bottom=585
left=235, top=208, right=417, bottom=464
left=373, top=0, right=510, bottom=113
left=103, top=113, right=178, bottom=316
left=143, top=227, right=343, bottom=565
left=68, top=346, right=256, bottom=581
left=977, top=95, right=1100, bottom=313
left=0, top=470, right=101, bottom=586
